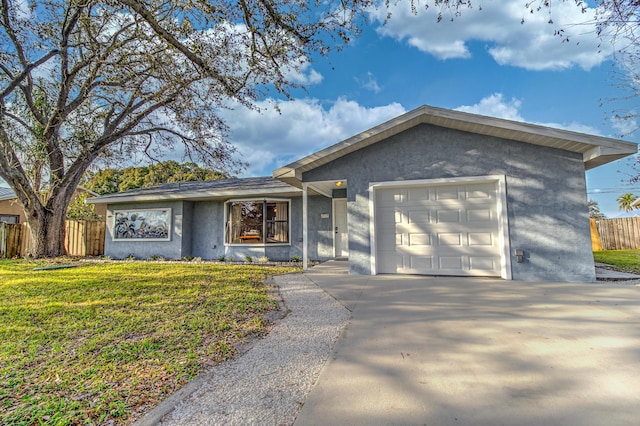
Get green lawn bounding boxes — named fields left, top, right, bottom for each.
left=594, top=249, right=640, bottom=273
left=0, top=260, right=300, bottom=425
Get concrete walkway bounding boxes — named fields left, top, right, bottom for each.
left=595, top=263, right=640, bottom=281
left=295, top=273, right=640, bottom=426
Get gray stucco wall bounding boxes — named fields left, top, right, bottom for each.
left=307, top=196, right=334, bottom=260
left=181, top=201, right=194, bottom=258
left=105, top=200, right=188, bottom=259
left=190, top=200, right=225, bottom=259
left=302, top=123, right=595, bottom=282
left=180, top=195, right=332, bottom=262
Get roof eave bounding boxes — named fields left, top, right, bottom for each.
left=87, top=186, right=302, bottom=204
left=273, top=105, right=638, bottom=185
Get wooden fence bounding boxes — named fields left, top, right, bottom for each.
left=0, top=220, right=105, bottom=258
left=591, top=217, right=640, bottom=250
left=0, top=222, right=26, bottom=258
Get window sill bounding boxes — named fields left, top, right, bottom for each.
left=225, top=243, right=291, bottom=247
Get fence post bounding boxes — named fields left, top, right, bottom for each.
left=590, top=219, right=602, bottom=251
left=0, top=222, right=6, bottom=258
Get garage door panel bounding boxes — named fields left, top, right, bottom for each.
left=409, top=255, right=434, bottom=271
left=377, top=253, right=403, bottom=273
left=378, top=189, right=408, bottom=205
left=435, top=186, right=460, bottom=200
left=468, top=232, right=493, bottom=246
left=407, top=209, right=431, bottom=225
left=465, top=183, right=495, bottom=199
left=408, top=233, right=431, bottom=246
left=378, top=230, right=403, bottom=247
left=436, top=210, right=461, bottom=223
left=376, top=207, right=401, bottom=226
left=437, top=233, right=462, bottom=246
left=439, top=256, right=464, bottom=270
left=470, top=256, right=498, bottom=271
left=376, top=181, right=502, bottom=277
left=467, top=208, right=493, bottom=222
left=407, top=187, right=431, bottom=202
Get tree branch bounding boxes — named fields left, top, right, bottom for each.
left=0, top=50, right=60, bottom=101
left=117, top=0, right=244, bottom=98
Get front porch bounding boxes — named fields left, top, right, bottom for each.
left=301, top=180, right=348, bottom=271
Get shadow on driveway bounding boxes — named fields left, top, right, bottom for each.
left=296, top=275, right=640, bottom=426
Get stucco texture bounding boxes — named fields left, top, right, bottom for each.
left=302, top=123, right=594, bottom=282
left=106, top=195, right=334, bottom=262
left=105, top=200, right=188, bottom=259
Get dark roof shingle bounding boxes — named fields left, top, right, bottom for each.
left=88, top=176, right=300, bottom=204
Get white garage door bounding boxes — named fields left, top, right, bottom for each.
left=375, top=181, right=502, bottom=276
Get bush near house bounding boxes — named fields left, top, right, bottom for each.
left=594, top=249, right=640, bottom=274
left=0, top=260, right=299, bottom=425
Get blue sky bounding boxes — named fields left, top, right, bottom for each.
left=213, top=1, right=640, bottom=218
left=3, top=1, right=640, bottom=218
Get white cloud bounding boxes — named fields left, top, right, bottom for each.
left=284, top=60, right=324, bottom=86
left=355, top=72, right=382, bottom=93
left=455, top=93, right=603, bottom=136
left=12, top=0, right=30, bottom=20
left=220, top=98, right=406, bottom=176
left=224, top=93, right=612, bottom=177
left=370, top=1, right=610, bottom=70
left=456, top=93, right=524, bottom=121
left=610, top=113, right=639, bottom=137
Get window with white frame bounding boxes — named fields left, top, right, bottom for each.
left=226, top=200, right=289, bottom=244
left=0, top=214, right=19, bottom=224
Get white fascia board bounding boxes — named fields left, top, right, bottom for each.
left=87, top=187, right=302, bottom=204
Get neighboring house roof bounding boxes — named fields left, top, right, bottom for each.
left=87, top=176, right=302, bottom=204
left=273, top=105, right=638, bottom=186
left=0, top=185, right=99, bottom=201
left=0, top=187, right=15, bottom=202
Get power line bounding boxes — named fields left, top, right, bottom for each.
left=587, top=187, right=640, bottom=194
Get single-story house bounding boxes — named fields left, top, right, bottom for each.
left=0, top=186, right=106, bottom=224
left=88, top=105, right=637, bottom=282
left=0, top=187, right=23, bottom=224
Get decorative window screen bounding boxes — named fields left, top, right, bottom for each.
left=113, top=209, right=171, bottom=241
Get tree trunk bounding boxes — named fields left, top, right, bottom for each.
left=26, top=205, right=67, bottom=258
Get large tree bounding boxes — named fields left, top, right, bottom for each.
left=0, top=0, right=383, bottom=257
left=83, top=160, right=228, bottom=195
left=3, top=0, right=616, bottom=257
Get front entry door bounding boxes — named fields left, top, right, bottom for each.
left=333, top=199, right=349, bottom=258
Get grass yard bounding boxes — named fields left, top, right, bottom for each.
left=594, top=249, right=640, bottom=273
left=0, top=260, right=300, bottom=425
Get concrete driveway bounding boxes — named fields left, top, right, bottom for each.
left=294, top=273, right=640, bottom=426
